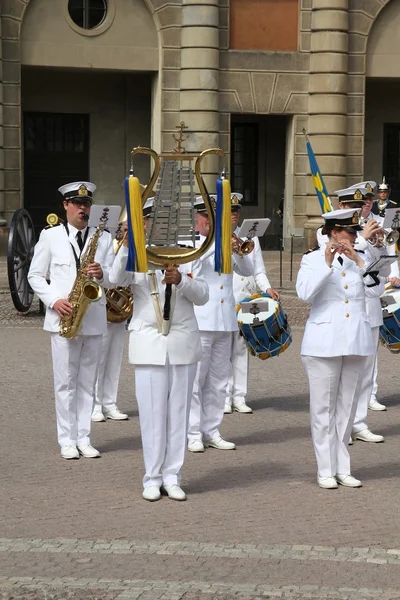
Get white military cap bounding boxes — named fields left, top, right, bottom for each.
left=321, top=208, right=362, bottom=231
left=194, top=195, right=209, bottom=212
left=143, top=196, right=154, bottom=216
left=348, top=181, right=376, bottom=197
left=58, top=181, right=96, bottom=201
left=334, top=186, right=368, bottom=204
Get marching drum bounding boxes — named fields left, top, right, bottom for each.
left=380, top=287, right=400, bottom=354
left=237, top=292, right=292, bottom=360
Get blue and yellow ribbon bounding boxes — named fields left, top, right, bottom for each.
left=215, top=176, right=232, bottom=274
left=124, top=175, right=148, bottom=272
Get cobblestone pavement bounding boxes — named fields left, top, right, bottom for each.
left=2, top=254, right=400, bottom=598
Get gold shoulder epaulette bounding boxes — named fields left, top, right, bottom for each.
left=304, top=246, right=319, bottom=255
left=45, top=223, right=61, bottom=230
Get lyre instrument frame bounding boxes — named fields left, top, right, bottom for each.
left=131, top=146, right=224, bottom=267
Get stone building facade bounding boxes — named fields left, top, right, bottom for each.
left=0, top=0, right=399, bottom=252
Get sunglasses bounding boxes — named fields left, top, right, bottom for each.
left=67, top=198, right=92, bottom=207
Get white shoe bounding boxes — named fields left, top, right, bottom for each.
left=188, top=440, right=205, bottom=453
left=369, top=399, right=387, bottom=411
left=77, top=444, right=101, bottom=458
left=142, top=486, right=161, bottom=501
left=317, top=476, right=338, bottom=489
left=224, top=403, right=233, bottom=414
left=105, top=408, right=129, bottom=421
left=91, top=410, right=106, bottom=422
left=162, top=485, right=187, bottom=501
left=336, top=474, right=362, bottom=488
left=348, top=438, right=353, bottom=446
left=204, top=436, right=236, bottom=450
left=61, top=445, right=79, bottom=460
left=233, top=402, right=253, bottom=414
left=352, top=429, right=384, bottom=443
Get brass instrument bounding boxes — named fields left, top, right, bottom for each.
left=59, top=209, right=109, bottom=339
left=364, top=219, right=399, bottom=248
left=106, top=228, right=134, bottom=324
left=232, top=233, right=255, bottom=256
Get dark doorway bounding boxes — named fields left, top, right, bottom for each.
left=23, top=112, right=89, bottom=235
left=383, top=123, right=400, bottom=204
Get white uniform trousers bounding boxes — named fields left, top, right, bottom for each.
left=93, top=322, right=126, bottom=413
left=135, top=361, right=197, bottom=488
left=302, top=355, right=368, bottom=477
left=370, top=356, right=379, bottom=403
left=226, top=332, right=248, bottom=406
left=353, top=327, right=380, bottom=433
left=51, top=333, right=101, bottom=448
left=188, top=331, right=231, bottom=442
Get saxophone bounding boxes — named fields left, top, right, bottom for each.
left=59, top=209, right=109, bottom=339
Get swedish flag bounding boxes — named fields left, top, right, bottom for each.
left=306, top=140, right=333, bottom=214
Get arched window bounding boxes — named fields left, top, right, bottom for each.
left=68, top=0, right=107, bottom=30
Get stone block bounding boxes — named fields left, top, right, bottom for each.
left=219, top=7, right=228, bottom=28
left=3, top=84, right=19, bottom=106
left=181, top=48, right=218, bottom=69
left=311, top=10, right=348, bottom=32
left=301, top=0, right=312, bottom=9
left=348, top=74, right=365, bottom=94
left=271, top=73, right=309, bottom=113
left=309, top=73, right=347, bottom=94
left=309, top=93, right=347, bottom=114
left=220, top=71, right=255, bottom=112
left=306, top=133, right=347, bottom=155
left=156, top=5, right=182, bottom=27
left=295, top=133, right=309, bottom=155
left=179, top=110, right=219, bottom=131
left=4, top=126, right=21, bottom=149
left=295, top=155, right=309, bottom=175
left=346, top=155, right=364, bottom=176
left=295, top=175, right=308, bottom=195
left=4, top=190, right=21, bottom=212
left=2, top=0, right=26, bottom=20
left=163, top=49, right=181, bottom=69
left=2, top=62, right=20, bottom=84
left=219, top=112, right=230, bottom=133
left=347, top=115, right=364, bottom=136
left=219, top=91, right=241, bottom=113
left=4, top=149, right=19, bottom=170
left=308, top=114, right=347, bottom=135
left=347, top=94, right=364, bottom=115
left=162, top=69, right=180, bottom=90
left=349, top=11, right=373, bottom=35
left=295, top=115, right=309, bottom=134
left=347, top=135, right=363, bottom=155
left=311, top=154, right=347, bottom=176
left=348, top=54, right=365, bottom=75
left=219, top=28, right=229, bottom=49
left=162, top=90, right=180, bottom=111
left=348, top=0, right=382, bottom=20
left=1, top=17, right=20, bottom=40
left=301, top=11, right=312, bottom=31
left=348, top=33, right=367, bottom=54
left=4, top=169, right=20, bottom=190
left=3, top=105, right=20, bottom=127
left=181, top=26, right=219, bottom=48
left=2, top=40, right=19, bottom=62
left=307, top=174, right=344, bottom=194
left=182, top=4, right=218, bottom=26
left=310, top=31, right=348, bottom=53
left=183, top=0, right=218, bottom=4
left=181, top=68, right=218, bottom=91
left=180, top=89, right=218, bottom=111
left=161, top=27, right=182, bottom=48
left=220, top=50, right=309, bottom=73
left=313, top=0, right=348, bottom=8
left=293, top=195, right=307, bottom=215
left=309, top=52, right=348, bottom=74
left=285, top=93, right=308, bottom=115
left=300, top=32, right=311, bottom=52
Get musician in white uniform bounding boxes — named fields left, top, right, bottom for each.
left=297, top=208, right=384, bottom=489
left=28, top=182, right=115, bottom=459
left=92, top=210, right=130, bottom=423
left=109, top=215, right=209, bottom=502
left=187, top=198, right=253, bottom=452
left=225, top=194, right=279, bottom=414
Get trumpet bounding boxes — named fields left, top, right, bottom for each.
left=232, top=233, right=255, bottom=256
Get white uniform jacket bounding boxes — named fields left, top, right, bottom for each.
left=193, top=238, right=253, bottom=332
left=28, top=223, right=115, bottom=335
left=296, top=248, right=384, bottom=357
left=232, top=233, right=271, bottom=303
left=109, top=247, right=209, bottom=365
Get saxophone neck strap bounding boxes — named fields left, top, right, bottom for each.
left=63, top=222, right=90, bottom=270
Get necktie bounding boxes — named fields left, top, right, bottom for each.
left=337, top=256, right=343, bottom=266
left=76, top=231, right=84, bottom=253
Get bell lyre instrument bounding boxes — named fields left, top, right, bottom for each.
left=129, top=122, right=224, bottom=334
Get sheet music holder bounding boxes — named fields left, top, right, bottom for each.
left=365, top=254, right=399, bottom=274
left=382, top=208, right=400, bottom=230
left=237, top=218, right=271, bottom=240
left=88, top=205, right=121, bottom=233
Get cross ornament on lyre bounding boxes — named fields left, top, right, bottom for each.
left=172, top=121, right=189, bottom=154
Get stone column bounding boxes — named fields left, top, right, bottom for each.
left=180, top=0, right=220, bottom=192
left=304, top=0, right=349, bottom=246
left=0, top=8, right=5, bottom=231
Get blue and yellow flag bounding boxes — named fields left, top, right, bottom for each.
left=306, top=140, right=333, bottom=214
